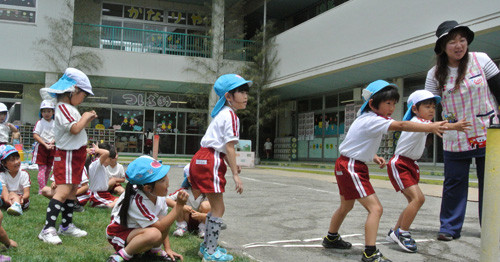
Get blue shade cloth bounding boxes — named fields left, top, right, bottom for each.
left=357, top=80, right=398, bottom=116
left=211, top=74, right=252, bottom=117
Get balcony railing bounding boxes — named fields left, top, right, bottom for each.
left=73, top=23, right=254, bottom=61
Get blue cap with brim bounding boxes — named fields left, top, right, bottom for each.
left=357, top=80, right=398, bottom=116
left=0, top=145, right=18, bottom=161
left=40, top=68, right=93, bottom=102
left=403, top=90, right=441, bottom=121
left=125, top=156, right=170, bottom=185
left=211, top=74, right=252, bottom=118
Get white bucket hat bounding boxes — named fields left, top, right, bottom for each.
left=0, top=103, right=9, bottom=123
left=403, top=90, right=441, bottom=121
left=40, top=68, right=93, bottom=102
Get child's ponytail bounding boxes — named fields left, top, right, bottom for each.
left=117, top=182, right=136, bottom=227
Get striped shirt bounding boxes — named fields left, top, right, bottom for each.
left=200, top=106, right=239, bottom=154
left=54, top=102, right=87, bottom=150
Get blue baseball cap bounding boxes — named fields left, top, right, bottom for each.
left=0, top=145, right=18, bottom=161
left=125, top=156, right=170, bottom=185
left=403, top=90, right=441, bottom=121
left=181, top=163, right=190, bottom=188
left=211, top=74, right=252, bottom=117
left=357, top=80, right=398, bottom=116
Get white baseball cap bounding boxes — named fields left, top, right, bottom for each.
left=40, top=100, right=55, bottom=110
left=403, top=90, right=441, bottom=121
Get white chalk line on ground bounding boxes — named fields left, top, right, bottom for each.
left=243, top=234, right=435, bottom=249
left=241, top=176, right=333, bottom=194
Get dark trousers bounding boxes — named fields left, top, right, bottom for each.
left=439, top=149, right=485, bottom=237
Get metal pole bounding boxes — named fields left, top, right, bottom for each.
left=480, top=117, right=500, bottom=262
left=255, top=0, right=266, bottom=160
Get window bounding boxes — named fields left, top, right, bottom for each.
left=112, top=109, right=144, bottom=131
left=310, top=97, right=322, bottom=111
left=0, top=0, right=36, bottom=23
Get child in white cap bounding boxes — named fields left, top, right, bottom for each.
left=385, top=90, right=470, bottom=253
left=38, top=68, right=97, bottom=245
left=0, top=145, right=30, bottom=216
left=106, top=156, right=188, bottom=262
left=190, top=74, right=250, bottom=261
left=32, top=100, right=56, bottom=194
left=0, top=103, right=18, bottom=145
left=323, top=80, right=448, bottom=262
left=167, top=163, right=210, bottom=238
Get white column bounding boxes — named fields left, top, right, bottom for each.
left=208, top=0, right=225, bottom=123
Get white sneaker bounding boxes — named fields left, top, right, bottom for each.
left=57, top=224, right=87, bottom=237
left=173, top=227, right=187, bottom=237
left=38, top=227, right=62, bottom=245
left=7, top=202, right=22, bottom=216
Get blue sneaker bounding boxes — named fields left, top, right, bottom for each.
left=202, top=249, right=233, bottom=262
left=390, top=229, right=417, bottom=253
left=198, top=243, right=227, bottom=258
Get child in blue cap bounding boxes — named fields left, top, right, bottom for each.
left=385, top=90, right=470, bottom=253
left=323, top=80, right=447, bottom=262
left=0, top=145, right=30, bottom=216
left=0, top=159, right=17, bottom=262
left=106, top=156, right=188, bottom=262
left=190, top=74, right=250, bottom=261
left=38, top=68, right=97, bottom=245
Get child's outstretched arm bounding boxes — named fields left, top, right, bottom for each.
left=70, top=110, right=97, bottom=135
left=389, top=120, right=447, bottom=137
left=225, top=141, right=243, bottom=194
left=444, top=119, right=472, bottom=132
left=373, top=154, right=386, bottom=169
left=92, top=143, right=110, bottom=165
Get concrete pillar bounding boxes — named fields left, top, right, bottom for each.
left=393, top=77, right=404, bottom=121
left=208, top=0, right=225, bottom=123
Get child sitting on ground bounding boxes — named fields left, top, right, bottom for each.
left=106, top=152, right=126, bottom=195
left=385, top=90, right=470, bottom=253
left=167, top=163, right=210, bottom=238
left=0, top=145, right=30, bottom=216
left=87, top=143, right=118, bottom=208
left=323, top=80, right=447, bottom=262
left=106, top=156, right=188, bottom=262
left=41, top=167, right=90, bottom=212
left=0, top=179, right=17, bottom=261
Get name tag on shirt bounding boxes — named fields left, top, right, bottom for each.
left=335, top=170, right=343, bottom=176
left=54, top=157, right=61, bottom=162
left=196, top=159, right=207, bottom=165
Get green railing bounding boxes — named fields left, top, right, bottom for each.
left=73, top=23, right=254, bottom=61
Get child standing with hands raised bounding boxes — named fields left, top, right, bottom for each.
left=190, top=74, right=250, bottom=262
left=106, top=156, right=187, bottom=262
left=32, top=100, right=56, bottom=194
left=322, top=80, right=447, bottom=262
left=38, top=68, right=97, bottom=245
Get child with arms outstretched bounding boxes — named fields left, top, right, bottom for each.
left=322, top=80, right=446, bottom=262
left=106, top=156, right=187, bottom=262
left=385, top=90, right=470, bottom=252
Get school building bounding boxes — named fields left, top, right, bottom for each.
left=0, top=0, right=499, bottom=164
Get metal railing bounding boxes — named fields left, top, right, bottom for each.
left=73, top=23, right=254, bottom=61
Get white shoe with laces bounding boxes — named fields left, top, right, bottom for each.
left=38, top=227, right=62, bottom=245
left=173, top=227, right=187, bottom=237
left=7, top=202, right=22, bottom=216
left=57, top=223, right=87, bottom=237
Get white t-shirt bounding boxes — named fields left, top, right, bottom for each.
left=394, top=116, right=430, bottom=160
left=0, top=123, right=10, bottom=143
left=54, top=102, right=87, bottom=150
left=264, top=142, right=272, bottom=150
left=0, top=169, right=30, bottom=194
left=339, top=111, right=394, bottom=163
left=50, top=166, right=88, bottom=186
left=88, top=159, right=110, bottom=192
left=167, top=188, right=206, bottom=211
left=33, top=118, right=55, bottom=143
left=111, top=189, right=168, bottom=229
left=107, top=163, right=125, bottom=179
left=425, top=52, right=500, bottom=94
left=200, top=106, right=239, bottom=154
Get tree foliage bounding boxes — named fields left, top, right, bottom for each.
left=34, top=0, right=102, bottom=73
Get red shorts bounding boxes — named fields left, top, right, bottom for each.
left=53, top=146, right=87, bottom=185
left=387, top=155, right=420, bottom=192
left=76, top=191, right=91, bottom=206
left=106, top=221, right=134, bottom=251
left=89, top=191, right=117, bottom=207
left=334, top=155, right=375, bottom=200
left=190, top=147, right=227, bottom=194
left=32, top=143, right=56, bottom=166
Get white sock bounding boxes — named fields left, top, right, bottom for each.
left=176, top=221, right=187, bottom=229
